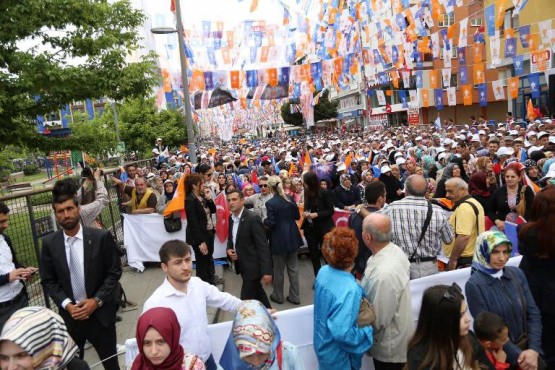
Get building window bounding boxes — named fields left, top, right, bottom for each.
left=503, top=8, right=518, bottom=31
left=439, top=47, right=458, bottom=59
left=470, top=18, right=483, bottom=27
left=438, top=13, right=455, bottom=27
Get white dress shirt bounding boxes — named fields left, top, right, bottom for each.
left=143, top=277, right=242, bottom=362
left=0, top=235, right=23, bottom=302
left=231, top=207, right=245, bottom=248
left=61, top=225, right=85, bottom=308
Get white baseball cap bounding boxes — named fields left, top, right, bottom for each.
left=380, top=165, right=392, bottom=173
left=496, top=147, right=514, bottom=157
left=538, top=131, right=549, bottom=138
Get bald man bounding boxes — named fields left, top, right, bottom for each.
left=379, top=175, right=454, bottom=279
left=360, top=213, right=412, bottom=370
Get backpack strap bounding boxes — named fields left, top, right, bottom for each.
left=461, top=199, right=480, bottom=236
left=411, top=201, right=433, bottom=260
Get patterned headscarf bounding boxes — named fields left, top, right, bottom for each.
left=523, top=159, right=537, bottom=171
left=0, top=307, right=78, bottom=370
left=472, top=231, right=513, bottom=275
left=421, top=155, right=436, bottom=173
left=219, top=300, right=281, bottom=370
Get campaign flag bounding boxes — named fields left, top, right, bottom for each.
left=431, top=32, right=440, bottom=58
left=421, top=89, right=430, bottom=108
left=527, top=98, right=537, bottom=120
left=485, top=4, right=495, bottom=36
left=434, top=89, right=444, bottom=110
left=490, top=33, right=501, bottom=64
left=429, top=70, right=438, bottom=89
left=459, top=17, right=468, bottom=47
left=440, top=28, right=450, bottom=51
left=409, top=90, right=418, bottom=104
left=538, top=19, right=552, bottom=46
left=376, top=90, right=386, bottom=105
left=207, top=47, right=216, bottom=66
left=457, top=47, right=466, bottom=65
left=246, top=70, right=257, bottom=87
left=446, top=87, right=456, bottom=106
left=163, top=174, right=186, bottom=216
left=462, top=84, right=473, bottom=105
left=477, top=84, right=487, bottom=107
left=508, top=77, right=519, bottom=99
left=528, top=73, right=540, bottom=98
left=473, top=43, right=483, bottom=63
left=505, top=38, right=517, bottom=58
left=514, top=55, right=525, bottom=76
left=495, top=0, right=506, bottom=30
left=492, top=80, right=505, bottom=100
left=434, top=115, right=442, bottom=130
left=204, top=72, right=214, bottom=90
left=399, top=90, right=408, bottom=108
left=415, top=71, right=423, bottom=88
left=473, top=63, right=485, bottom=84
left=442, top=68, right=451, bottom=87
left=316, top=163, right=334, bottom=181
left=230, top=71, right=241, bottom=89
left=519, top=25, right=530, bottom=48
left=459, top=65, right=468, bottom=84
left=279, top=67, right=290, bottom=86
left=214, top=192, right=229, bottom=243
left=402, top=71, right=411, bottom=88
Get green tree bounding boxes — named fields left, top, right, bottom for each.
left=68, top=110, right=117, bottom=159
left=280, top=91, right=338, bottom=127
left=0, top=0, right=159, bottom=149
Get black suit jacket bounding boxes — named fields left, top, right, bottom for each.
left=40, top=227, right=122, bottom=327
left=185, top=193, right=216, bottom=246
left=300, top=189, right=335, bottom=234
left=227, top=208, right=272, bottom=280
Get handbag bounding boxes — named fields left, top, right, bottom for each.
left=515, top=185, right=527, bottom=217
left=163, top=215, right=182, bottom=233
left=357, top=297, right=376, bottom=327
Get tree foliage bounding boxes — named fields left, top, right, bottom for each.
left=0, top=0, right=159, bottom=148
left=280, top=90, right=338, bottom=127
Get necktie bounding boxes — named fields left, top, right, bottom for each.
left=67, top=237, right=87, bottom=303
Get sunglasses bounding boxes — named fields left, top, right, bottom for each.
left=442, top=283, right=463, bottom=302
left=259, top=184, right=268, bottom=188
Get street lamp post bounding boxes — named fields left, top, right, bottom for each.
left=151, top=0, right=197, bottom=164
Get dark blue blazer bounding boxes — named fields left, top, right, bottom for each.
left=264, top=195, right=303, bottom=255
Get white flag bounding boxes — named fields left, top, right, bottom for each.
left=376, top=90, right=386, bottom=106
left=446, top=87, right=457, bottom=106
left=490, top=32, right=501, bottom=66
left=409, top=90, right=418, bottom=105
left=443, top=45, right=452, bottom=68
left=538, top=19, right=552, bottom=47
left=402, top=71, right=411, bottom=88
left=459, top=18, right=468, bottom=48
left=492, top=80, right=506, bottom=100
left=432, top=32, right=440, bottom=58
left=442, top=68, right=452, bottom=87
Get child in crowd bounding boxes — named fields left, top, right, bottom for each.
left=474, top=312, right=511, bottom=370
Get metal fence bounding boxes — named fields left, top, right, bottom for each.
left=0, top=159, right=151, bottom=309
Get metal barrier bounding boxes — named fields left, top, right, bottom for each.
left=0, top=159, right=152, bottom=309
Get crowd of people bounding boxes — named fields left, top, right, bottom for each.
left=0, top=116, right=554, bottom=369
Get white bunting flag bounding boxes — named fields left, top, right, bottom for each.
left=492, top=80, right=506, bottom=100
left=459, top=18, right=468, bottom=48
left=376, top=90, right=386, bottom=106
left=442, top=68, right=451, bottom=87
left=446, top=87, right=457, bottom=106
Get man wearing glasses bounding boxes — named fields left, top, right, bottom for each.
left=244, top=176, right=272, bottom=222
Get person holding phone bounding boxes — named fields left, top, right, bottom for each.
left=0, top=202, right=38, bottom=331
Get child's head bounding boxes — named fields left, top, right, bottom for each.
left=474, top=312, right=510, bottom=350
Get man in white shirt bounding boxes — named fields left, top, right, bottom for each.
left=0, top=202, right=38, bottom=330
left=143, top=240, right=241, bottom=370
left=360, top=213, right=412, bottom=370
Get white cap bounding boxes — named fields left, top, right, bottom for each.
left=528, top=146, right=543, bottom=155
left=394, top=151, right=404, bottom=158
left=478, top=130, right=486, bottom=135
left=514, top=137, right=524, bottom=142
left=436, top=147, right=446, bottom=154
left=415, top=136, right=422, bottom=141
left=336, top=163, right=346, bottom=171
left=443, top=138, right=453, bottom=146
left=544, top=119, right=552, bottom=123
left=157, top=137, right=163, bottom=141
left=538, top=131, right=549, bottom=138
left=438, top=152, right=447, bottom=162
left=396, top=157, right=406, bottom=165
left=471, top=135, right=480, bottom=142
left=509, top=130, right=519, bottom=136
left=550, top=136, right=555, bottom=144
left=380, top=165, right=392, bottom=173
left=146, top=173, right=155, bottom=179
left=458, top=134, right=466, bottom=141
left=325, top=153, right=334, bottom=161
left=496, top=147, right=514, bottom=157
left=526, top=131, right=537, bottom=138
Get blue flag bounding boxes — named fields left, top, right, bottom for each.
left=484, top=4, right=495, bottom=37
left=435, top=89, right=444, bottom=110
left=519, top=25, right=530, bottom=48
left=415, top=71, right=423, bottom=88
left=505, top=38, right=517, bottom=58
left=478, top=84, right=487, bottom=107
left=399, top=90, right=408, bottom=108
left=457, top=47, right=466, bottom=65
left=529, top=73, right=540, bottom=98
left=514, top=55, right=524, bottom=76
left=459, top=65, right=468, bottom=84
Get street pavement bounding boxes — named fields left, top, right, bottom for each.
left=84, top=255, right=317, bottom=369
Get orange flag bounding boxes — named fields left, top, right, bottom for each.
left=462, top=85, right=473, bottom=105
left=528, top=33, right=539, bottom=51
left=473, top=63, right=485, bottom=84
left=344, top=153, right=353, bottom=169
left=221, top=47, right=231, bottom=65
left=473, top=43, right=483, bottom=63
left=250, top=0, right=258, bottom=12
left=260, top=46, right=269, bottom=62
left=391, top=73, right=399, bottom=88
left=163, top=174, right=187, bottom=216
left=504, top=28, right=515, bottom=38
left=508, top=77, right=519, bottom=99
left=495, top=0, right=506, bottom=29
left=447, top=24, right=457, bottom=39
left=162, top=69, right=172, bottom=92
left=527, top=99, right=537, bottom=120
left=268, top=68, right=278, bottom=87
left=191, top=70, right=205, bottom=91
left=421, top=89, right=430, bottom=107
left=429, top=70, right=439, bottom=89
left=230, top=71, right=241, bottom=89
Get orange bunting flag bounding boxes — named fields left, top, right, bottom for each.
left=495, top=0, right=506, bottom=29
left=230, top=71, right=241, bottom=89
left=462, top=85, right=473, bottom=106
left=429, top=70, right=438, bottom=89
left=260, top=46, right=269, bottom=63
left=250, top=0, right=259, bottom=12
left=528, top=33, right=539, bottom=51
left=221, top=47, right=231, bottom=65
left=344, top=153, right=353, bottom=169
left=504, top=28, right=515, bottom=38
left=527, top=99, right=537, bottom=120
left=391, top=73, right=399, bottom=88
left=163, top=174, right=186, bottom=216
left=226, top=31, right=235, bottom=47
left=268, top=68, right=278, bottom=87
left=385, top=89, right=393, bottom=97
left=334, top=57, right=344, bottom=76
left=508, top=77, right=519, bottom=99
left=191, top=70, right=205, bottom=91
left=288, top=162, right=296, bottom=176
left=421, top=89, right=430, bottom=108
left=447, top=24, right=457, bottom=39
left=162, top=69, right=172, bottom=92
left=473, top=63, right=485, bottom=84
left=301, top=64, right=311, bottom=82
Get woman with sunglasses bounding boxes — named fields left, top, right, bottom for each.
left=465, top=231, right=544, bottom=370
left=407, top=284, right=494, bottom=370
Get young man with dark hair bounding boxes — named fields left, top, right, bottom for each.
left=0, top=202, right=37, bottom=330
left=40, top=181, right=122, bottom=370
left=144, top=240, right=241, bottom=370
